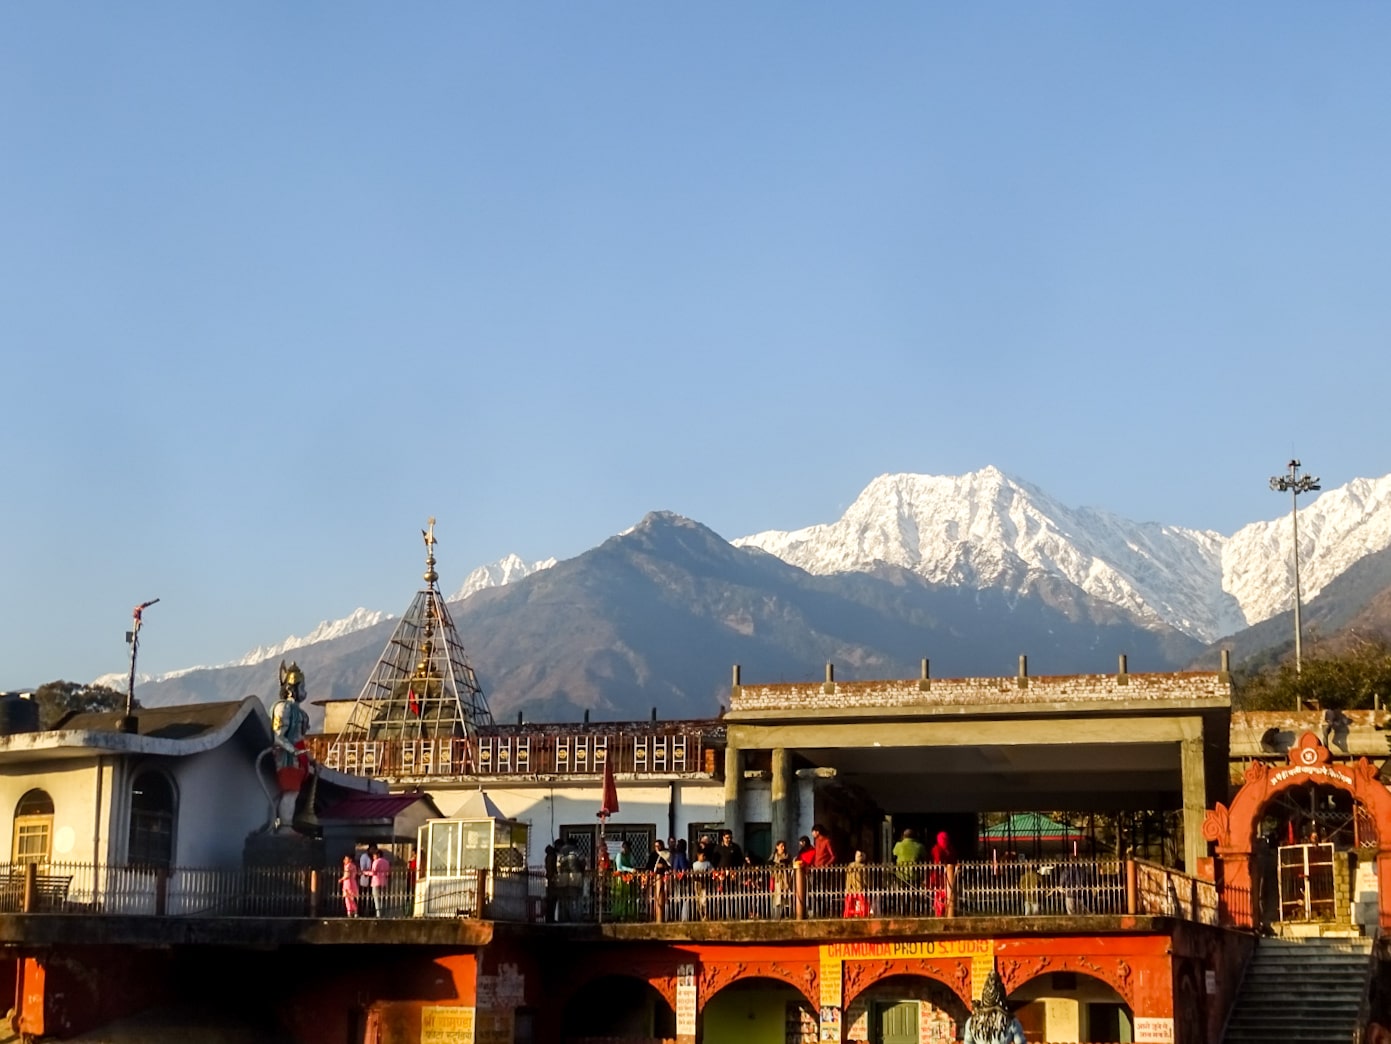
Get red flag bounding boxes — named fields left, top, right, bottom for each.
left=408, top=687, right=420, bottom=716
left=599, top=756, right=619, bottom=817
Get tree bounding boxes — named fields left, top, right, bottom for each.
left=1233, top=636, right=1391, bottom=712
left=31, top=680, right=130, bottom=730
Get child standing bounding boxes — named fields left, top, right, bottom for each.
left=340, top=854, right=360, bottom=917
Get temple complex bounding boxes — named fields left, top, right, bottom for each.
left=0, top=524, right=1388, bottom=1043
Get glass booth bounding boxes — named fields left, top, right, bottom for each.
left=415, top=794, right=530, bottom=918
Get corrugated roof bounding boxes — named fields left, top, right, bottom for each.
left=319, top=794, right=436, bottom=821
left=979, top=812, right=1084, bottom=840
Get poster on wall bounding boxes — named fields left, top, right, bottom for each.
left=969, top=954, right=994, bottom=1000
left=676, top=963, right=697, bottom=1036
left=818, top=1005, right=841, bottom=1043
left=422, top=1005, right=476, bottom=1044
left=1134, top=1016, right=1175, bottom=1043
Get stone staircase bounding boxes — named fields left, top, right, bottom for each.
left=1223, top=934, right=1374, bottom=1043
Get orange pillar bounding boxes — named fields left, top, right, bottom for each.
left=16, top=956, right=44, bottom=1038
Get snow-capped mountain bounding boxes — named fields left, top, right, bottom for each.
left=90, top=556, right=555, bottom=689
left=1222, top=475, right=1391, bottom=628
left=735, top=467, right=1391, bottom=644
left=226, top=607, right=395, bottom=667
left=106, top=468, right=1391, bottom=695
left=449, top=554, right=556, bottom=601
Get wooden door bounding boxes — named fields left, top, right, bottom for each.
left=875, top=1001, right=919, bottom=1044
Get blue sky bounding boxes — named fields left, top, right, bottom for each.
left=4, top=6, right=1390, bottom=687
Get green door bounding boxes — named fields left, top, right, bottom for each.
left=875, top=1001, right=919, bottom=1044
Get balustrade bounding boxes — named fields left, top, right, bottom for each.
left=0, top=857, right=1228, bottom=929
left=307, top=730, right=708, bottom=779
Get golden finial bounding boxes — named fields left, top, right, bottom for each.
left=422, top=517, right=438, bottom=584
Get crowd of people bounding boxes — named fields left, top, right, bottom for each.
left=539, top=824, right=969, bottom=922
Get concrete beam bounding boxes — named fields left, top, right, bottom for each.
left=728, top=715, right=1205, bottom=752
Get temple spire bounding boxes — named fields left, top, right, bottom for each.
left=422, top=517, right=438, bottom=584
left=333, top=520, right=492, bottom=747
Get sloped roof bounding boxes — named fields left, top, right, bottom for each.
left=0, top=696, right=274, bottom=763
left=319, top=793, right=441, bottom=822
left=56, top=700, right=251, bottom=740
left=980, top=812, right=1084, bottom=840
left=453, top=789, right=509, bottom=822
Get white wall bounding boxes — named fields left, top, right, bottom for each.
left=426, top=779, right=726, bottom=864
left=0, top=758, right=106, bottom=866
left=164, top=745, right=274, bottom=866
left=0, top=742, right=273, bottom=870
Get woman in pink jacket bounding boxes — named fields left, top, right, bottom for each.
left=340, top=855, right=360, bottom=917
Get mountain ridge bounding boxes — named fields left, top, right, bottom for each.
left=117, top=467, right=1391, bottom=720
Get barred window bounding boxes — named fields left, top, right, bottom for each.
left=129, top=771, right=175, bottom=869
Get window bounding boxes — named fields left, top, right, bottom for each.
left=688, top=821, right=724, bottom=853
left=128, top=771, right=176, bottom=868
left=13, top=789, right=54, bottom=865
left=560, top=824, right=655, bottom=869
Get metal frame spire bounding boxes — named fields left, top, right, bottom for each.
left=335, top=520, right=492, bottom=743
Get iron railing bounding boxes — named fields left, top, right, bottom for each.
left=0, top=857, right=1229, bottom=928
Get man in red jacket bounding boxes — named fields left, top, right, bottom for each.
left=811, top=823, right=837, bottom=866
left=808, top=823, right=837, bottom=916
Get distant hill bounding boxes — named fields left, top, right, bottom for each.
left=1191, top=542, right=1391, bottom=671
left=133, top=466, right=1391, bottom=723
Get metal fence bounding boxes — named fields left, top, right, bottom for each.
left=0, top=857, right=1226, bottom=928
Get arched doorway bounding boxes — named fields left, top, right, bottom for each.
left=561, top=974, right=675, bottom=1044
left=843, top=974, right=967, bottom=1044
left=1007, top=971, right=1133, bottom=1043
left=1203, top=732, right=1391, bottom=932
left=702, top=977, right=816, bottom=1044
left=1253, top=778, right=1368, bottom=925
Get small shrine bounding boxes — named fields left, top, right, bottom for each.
left=1204, top=730, right=1391, bottom=933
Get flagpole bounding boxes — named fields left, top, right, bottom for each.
left=597, top=754, right=619, bottom=925
left=596, top=809, right=607, bottom=925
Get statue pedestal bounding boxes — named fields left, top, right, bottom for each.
left=243, top=829, right=324, bottom=869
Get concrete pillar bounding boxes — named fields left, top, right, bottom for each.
left=1181, top=736, right=1208, bottom=873
left=723, top=744, right=743, bottom=840
left=771, top=747, right=794, bottom=848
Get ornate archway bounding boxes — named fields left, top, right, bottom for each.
left=698, top=962, right=818, bottom=1014
left=841, top=958, right=971, bottom=1011
left=996, top=955, right=1136, bottom=1009
left=841, top=972, right=969, bottom=1044
left=1203, top=732, right=1391, bottom=930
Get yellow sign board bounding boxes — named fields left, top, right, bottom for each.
left=821, top=939, right=992, bottom=961
left=819, top=950, right=842, bottom=1006
left=422, top=1005, right=476, bottom=1044
left=970, top=954, right=995, bottom=1000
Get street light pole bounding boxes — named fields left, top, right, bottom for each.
left=122, top=599, right=160, bottom=733
left=1269, top=460, right=1320, bottom=676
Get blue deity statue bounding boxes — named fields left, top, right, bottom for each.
left=270, top=660, right=311, bottom=771
left=962, top=971, right=1026, bottom=1044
